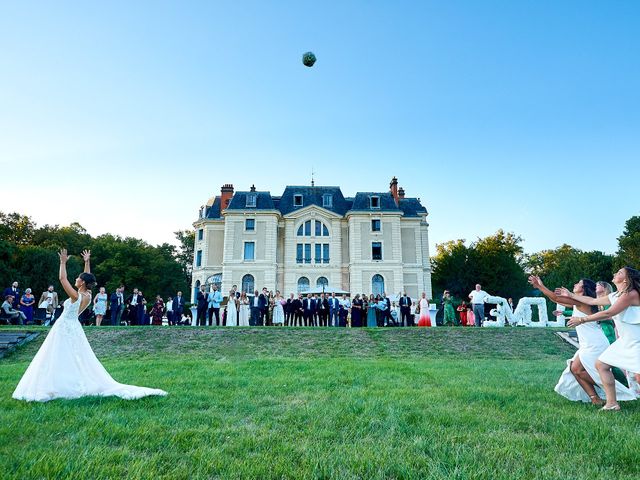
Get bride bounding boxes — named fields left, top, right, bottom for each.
left=13, top=249, right=167, bottom=402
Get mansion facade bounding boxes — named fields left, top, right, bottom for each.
left=191, top=177, right=432, bottom=301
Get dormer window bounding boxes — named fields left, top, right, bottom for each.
left=370, top=196, right=380, bottom=209
left=246, top=193, right=257, bottom=208
left=293, top=194, right=303, bottom=207
left=322, top=194, right=333, bottom=208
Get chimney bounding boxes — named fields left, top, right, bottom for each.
left=389, top=176, right=399, bottom=205
left=220, top=184, right=234, bottom=210
left=398, top=187, right=405, bottom=199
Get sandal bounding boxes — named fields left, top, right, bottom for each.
left=589, top=394, right=604, bottom=406
left=600, top=404, right=621, bottom=411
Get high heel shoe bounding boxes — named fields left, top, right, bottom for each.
left=600, top=404, right=621, bottom=411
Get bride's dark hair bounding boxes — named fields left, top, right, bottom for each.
left=79, top=272, right=97, bottom=290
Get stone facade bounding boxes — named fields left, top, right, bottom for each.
left=191, top=178, right=432, bottom=301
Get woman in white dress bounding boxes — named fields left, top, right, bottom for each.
left=13, top=249, right=167, bottom=402
left=272, top=290, right=285, bottom=326
left=530, top=276, right=635, bottom=405
left=561, top=267, right=640, bottom=410
left=238, top=292, right=250, bottom=326
left=226, top=290, right=238, bottom=326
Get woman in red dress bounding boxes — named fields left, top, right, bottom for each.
left=150, top=295, right=165, bottom=326
left=457, top=301, right=467, bottom=326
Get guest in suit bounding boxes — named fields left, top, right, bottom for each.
left=399, top=292, right=413, bottom=327
left=196, top=285, right=209, bottom=326
left=172, top=291, right=185, bottom=326
left=318, top=293, right=329, bottom=327
left=250, top=290, right=262, bottom=326
left=329, top=293, right=341, bottom=327
left=285, top=293, right=295, bottom=326
left=38, top=285, right=59, bottom=317
left=126, top=288, right=144, bottom=325
left=207, top=285, right=223, bottom=326
left=2, top=295, right=26, bottom=324
left=258, top=288, right=268, bottom=326
left=109, top=286, right=124, bottom=326
left=3, top=282, right=21, bottom=309
left=292, top=293, right=303, bottom=327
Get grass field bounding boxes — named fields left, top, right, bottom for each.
left=1, top=327, right=639, bottom=480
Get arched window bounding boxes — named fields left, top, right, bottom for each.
left=304, top=220, right=311, bottom=236
left=372, top=274, right=385, bottom=296
left=297, top=224, right=303, bottom=236
left=316, top=277, right=329, bottom=289
left=297, top=277, right=310, bottom=293
left=322, top=224, right=329, bottom=236
left=206, top=273, right=222, bottom=291
left=242, top=274, right=255, bottom=295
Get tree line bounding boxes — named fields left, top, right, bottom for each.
left=0, top=212, right=194, bottom=300
left=430, top=216, right=639, bottom=309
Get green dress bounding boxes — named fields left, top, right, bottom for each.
left=443, top=296, right=456, bottom=326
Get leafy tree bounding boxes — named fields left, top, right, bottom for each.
left=431, top=230, right=529, bottom=301
left=0, top=212, right=36, bottom=245
left=617, top=216, right=640, bottom=268
left=174, top=229, right=195, bottom=286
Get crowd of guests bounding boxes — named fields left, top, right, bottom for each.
left=1, top=279, right=504, bottom=329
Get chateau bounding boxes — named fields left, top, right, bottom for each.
left=191, top=177, right=432, bottom=301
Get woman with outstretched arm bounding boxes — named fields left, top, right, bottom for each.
left=555, top=266, right=640, bottom=411
left=529, top=275, right=635, bottom=405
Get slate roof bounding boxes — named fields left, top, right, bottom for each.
left=204, top=196, right=222, bottom=219
left=227, top=191, right=275, bottom=210
left=203, top=186, right=427, bottom=219
left=278, top=186, right=350, bottom=216
left=350, top=192, right=401, bottom=212
left=398, top=197, right=428, bottom=217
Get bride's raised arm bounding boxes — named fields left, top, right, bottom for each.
left=58, top=249, right=79, bottom=303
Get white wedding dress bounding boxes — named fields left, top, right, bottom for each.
left=226, top=298, right=238, bottom=326
left=554, top=308, right=636, bottom=402
left=13, top=295, right=167, bottom=402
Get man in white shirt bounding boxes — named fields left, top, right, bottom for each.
left=468, top=284, right=489, bottom=327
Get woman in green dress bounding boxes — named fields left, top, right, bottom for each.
left=443, top=290, right=456, bottom=326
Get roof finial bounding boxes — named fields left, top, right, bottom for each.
left=311, top=167, right=315, bottom=187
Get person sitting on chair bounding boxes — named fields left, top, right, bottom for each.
left=2, top=295, right=27, bottom=325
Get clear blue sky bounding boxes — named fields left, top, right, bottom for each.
left=1, top=1, right=638, bottom=255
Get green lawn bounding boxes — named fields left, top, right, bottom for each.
left=1, top=327, right=639, bottom=480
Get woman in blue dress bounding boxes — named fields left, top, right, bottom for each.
left=92, top=287, right=108, bottom=326
left=366, top=294, right=376, bottom=327
left=20, top=289, right=36, bottom=323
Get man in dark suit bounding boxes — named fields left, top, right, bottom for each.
left=172, top=291, right=185, bottom=325
left=126, top=288, right=145, bottom=325
left=291, top=293, right=303, bottom=327
left=318, top=293, right=329, bottom=327
left=399, top=292, right=413, bottom=327
left=258, top=288, right=268, bottom=326
left=110, top=285, right=124, bottom=326
left=196, top=286, right=208, bottom=326
left=285, top=293, right=294, bottom=326
left=328, top=293, right=340, bottom=327
left=250, top=290, right=262, bottom=326
left=3, top=282, right=21, bottom=309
